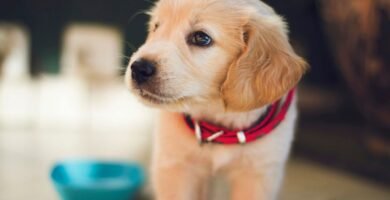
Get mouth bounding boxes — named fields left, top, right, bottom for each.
left=136, top=89, right=187, bottom=105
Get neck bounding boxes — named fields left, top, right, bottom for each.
left=183, top=100, right=268, bottom=130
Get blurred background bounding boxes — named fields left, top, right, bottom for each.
left=0, top=0, right=389, bottom=199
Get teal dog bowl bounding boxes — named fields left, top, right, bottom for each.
left=50, top=160, right=145, bottom=200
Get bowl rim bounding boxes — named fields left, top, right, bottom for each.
left=50, top=159, right=145, bottom=190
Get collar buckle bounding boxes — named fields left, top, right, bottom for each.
left=194, top=121, right=203, bottom=145
left=237, top=131, right=247, bottom=144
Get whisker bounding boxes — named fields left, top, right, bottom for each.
left=121, top=55, right=131, bottom=60
left=124, top=41, right=137, bottom=52
left=127, top=9, right=150, bottom=25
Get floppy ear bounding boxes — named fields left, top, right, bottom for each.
left=221, top=11, right=308, bottom=112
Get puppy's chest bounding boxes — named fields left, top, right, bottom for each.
left=203, top=139, right=271, bottom=173
left=208, top=145, right=241, bottom=172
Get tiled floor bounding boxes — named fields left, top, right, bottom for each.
left=1, top=130, right=389, bottom=200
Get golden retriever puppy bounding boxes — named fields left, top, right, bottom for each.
left=125, top=0, right=307, bottom=199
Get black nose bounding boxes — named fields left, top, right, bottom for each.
left=131, top=59, right=156, bottom=85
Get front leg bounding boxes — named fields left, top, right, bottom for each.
left=152, top=112, right=211, bottom=200
left=228, top=166, right=284, bottom=200
left=152, top=162, right=209, bottom=200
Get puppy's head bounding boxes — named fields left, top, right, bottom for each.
left=125, top=0, right=307, bottom=112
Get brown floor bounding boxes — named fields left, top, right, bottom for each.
left=280, top=158, right=390, bottom=200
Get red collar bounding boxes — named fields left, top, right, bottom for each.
left=184, top=89, right=296, bottom=145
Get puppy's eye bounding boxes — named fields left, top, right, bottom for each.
left=188, top=31, right=213, bottom=47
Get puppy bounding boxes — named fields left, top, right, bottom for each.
left=125, top=0, right=307, bottom=199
